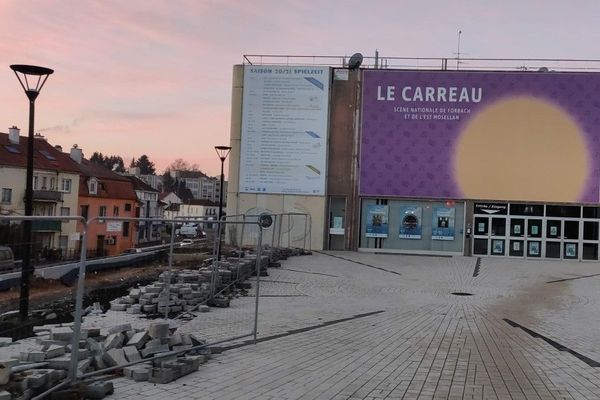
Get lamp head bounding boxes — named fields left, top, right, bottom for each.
left=10, top=64, right=54, bottom=101
left=214, top=145, right=232, bottom=162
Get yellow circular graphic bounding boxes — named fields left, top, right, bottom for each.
left=455, top=97, right=589, bottom=202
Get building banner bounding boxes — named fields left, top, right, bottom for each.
left=360, top=70, right=600, bottom=203
left=399, top=206, right=422, bottom=239
left=432, top=207, right=455, bottom=240
left=240, top=65, right=330, bottom=195
left=366, top=205, right=389, bottom=238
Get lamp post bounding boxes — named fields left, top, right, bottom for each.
left=214, top=145, right=231, bottom=262
left=10, top=64, right=54, bottom=321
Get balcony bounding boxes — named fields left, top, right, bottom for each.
left=32, top=190, right=63, bottom=202
left=31, top=220, right=61, bottom=232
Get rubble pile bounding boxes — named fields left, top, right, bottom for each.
left=0, top=321, right=212, bottom=399
left=109, top=253, right=271, bottom=315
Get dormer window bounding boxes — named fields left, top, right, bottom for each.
left=88, top=178, right=98, bottom=195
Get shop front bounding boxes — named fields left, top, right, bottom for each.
left=359, top=198, right=465, bottom=255
left=473, top=202, right=600, bottom=261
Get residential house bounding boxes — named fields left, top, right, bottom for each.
left=73, top=147, right=137, bottom=256
left=0, top=127, right=81, bottom=257
left=171, top=170, right=227, bottom=204
left=123, top=175, right=162, bottom=244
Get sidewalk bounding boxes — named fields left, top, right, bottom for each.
left=109, top=252, right=600, bottom=399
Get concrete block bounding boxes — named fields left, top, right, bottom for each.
left=142, top=304, right=157, bottom=313
left=47, top=355, right=72, bottom=370
left=180, top=334, right=192, bottom=346
left=103, top=348, right=128, bottom=367
left=123, top=346, right=142, bottom=363
left=78, top=358, right=92, bottom=374
left=82, top=327, right=100, bottom=337
left=110, top=303, right=127, bottom=311
left=104, top=333, right=124, bottom=350
left=172, top=345, right=192, bottom=353
left=0, top=390, right=10, bottom=400
left=87, top=338, right=105, bottom=355
left=84, top=381, right=114, bottom=399
left=141, top=344, right=170, bottom=358
left=45, top=344, right=66, bottom=359
left=28, top=351, right=46, bottom=362
left=168, top=332, right=182, bottom=347
left=93, top=355, right=107, bottom=370
left=108, top=323, right=132, bottom=334
left=0, top=337, right=12, bottom=347
left=148, top=321, right=170, bottom=339
left=132, top=367, right=150, bottom=381
left=148, top=367, right=176, bottom=384
left=199, top=305, right=210, bottom=313
left=50, top=327, right=73, bottom=342
left=144, top=338, right=161, bottom=349
left=126, top=331, right=148, bottom=349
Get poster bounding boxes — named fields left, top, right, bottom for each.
left=565, top=243, right=577, bottom=258
left=366, top=205, right=389, bottom=238
left=492, top=239, right=504, bottom=255
left=513, top=224, right=521, bottom=235
left=329, top=216, right=344, bottom=235
left=528, top=241, right=540, bottom=256
left=107, top=221, right=123, bottom=232
left=512, top=241, right=521, bottom=251
left=240, top=65, right=330, bottom=195
left=432, top=207, right=455, bottom=240
left=399, top=206, right=422, bottom=239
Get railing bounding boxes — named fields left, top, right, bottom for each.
left=31, top=220, right=61, bottom=232
left=242, top=54, right=600, bottom=72
left=0, top=214, right=266, bottom=397
left=32, top=190, right=62, bottom=202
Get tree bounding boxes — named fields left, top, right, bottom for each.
left=133, top=154, right=156, bottom=175
left=161, top=169, right=176, bottom=193
left=89, top=152, right=126, bottom=172
left=167, top=158, right=199, bottom=172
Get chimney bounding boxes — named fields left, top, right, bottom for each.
left=8, top=126, right=19, bottom=144
left=70, top=144, right=83, bottom=164
left=54, top=145, right=63, bottom=152
left=34, top=132, right=46, bottom=141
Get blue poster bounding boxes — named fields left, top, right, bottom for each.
left=399, top=206, right=422, bottom=239
left=432, top=207, right=455, bottom=240
left=366, top=205, right=389, bottom=238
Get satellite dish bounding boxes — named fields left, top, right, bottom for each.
left=348, top=53, right=363, bottom=70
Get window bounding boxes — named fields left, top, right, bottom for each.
left=99, top=206, right=107, bottom=217
left=61, top=178, right=72, bottom=193
left=1, top=188, right=11, bottom=204
left=123, top=221, right=130, bottom=237
left=124, top=203, right=132, bottom=212
left=113, top=206, right=119, bottom=216
left=33, top=176, right=38, bottom=190
left=80, top=205, right=89, bottom=219
left=42, top=176, right=47, bottom=190
left=89, top=179, right=97, bottom=195
left=50, top=177, right=55, bottom=190
left=60, top=207, right=70, bottom=216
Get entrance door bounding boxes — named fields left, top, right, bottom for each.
left=473, top=215, right=507, bottom=256
left=328, top=197, right=346, bottom=250
left=96, top=235, right=105, bottom=257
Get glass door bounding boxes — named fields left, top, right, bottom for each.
left=508, top=218, right=525, bottom=257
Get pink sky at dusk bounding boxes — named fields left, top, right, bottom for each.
left=1, top=0, right=599, bottom=177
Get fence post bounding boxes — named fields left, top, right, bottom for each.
left=164, top=222, right=176, bottom=319
left=210, top=220, right=223, bottom=300
left=69, top=219, right=88, bottom=383
left=253, top=226, right=263, bottom=343
left=287, top=214, right=291, bottom=248
left=303, top=214, right=308, bottom=251
left=271, top=214, right=277, bottom=248
left=277, top=213, right=283, bottom=248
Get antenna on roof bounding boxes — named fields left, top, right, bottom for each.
left=456, top=30, right=462, bottom=70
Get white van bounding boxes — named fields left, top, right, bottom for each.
left=177, top=223, right=200, bottom=237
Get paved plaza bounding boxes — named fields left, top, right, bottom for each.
left=110, top=252, right=600, bottom=399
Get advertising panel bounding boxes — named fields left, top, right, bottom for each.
left=432, top=207, right=455, bottom=240
left=360, top=70, right=600, bottom=203
left=399, top=206, right=422, bottom=239
left=366, top=205, right=389, bottom=238
left=240, top=65, right=330, bottom=195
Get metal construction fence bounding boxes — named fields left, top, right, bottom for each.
left=0, top=212, right=309, bottom=397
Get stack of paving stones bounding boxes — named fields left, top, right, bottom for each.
left=0, top=321, right=211, bottom=399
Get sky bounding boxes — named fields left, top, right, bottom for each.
left=1, top=0, right=600, bottom=177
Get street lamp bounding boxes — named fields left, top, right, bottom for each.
left=10, top=64, right=54, bottom=321
left=214, top=145, right=231, bottom=262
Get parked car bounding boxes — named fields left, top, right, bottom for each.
left=180, top=239, right=194, bottom=247
left=123, top=248, right=142, bottom=254
left=0, top=246, right=15, bottom=271
left=177, top=223, right=204, bottom=238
